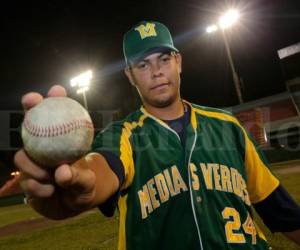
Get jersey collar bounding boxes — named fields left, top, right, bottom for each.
left=140, top=99, right=198, bottom=130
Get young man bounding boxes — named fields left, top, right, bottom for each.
left=15, top=21, right=300, bottom=250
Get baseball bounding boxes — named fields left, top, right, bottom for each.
left=21, top=97, right=94, bottom=168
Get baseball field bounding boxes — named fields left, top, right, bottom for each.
left=0, top=165, right=299, bottom=250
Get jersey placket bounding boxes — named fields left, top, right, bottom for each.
left=141, top=106, right=205, bottom=250
left=184, top=116, right=204, bottom=250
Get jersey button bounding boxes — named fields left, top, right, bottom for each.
left=196, top=196, right=202, bottom=203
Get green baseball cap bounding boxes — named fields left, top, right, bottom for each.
left=123, top=21, right=179, bottom=65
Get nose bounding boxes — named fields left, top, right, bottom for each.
left=151, top=62, right=163, bottom=78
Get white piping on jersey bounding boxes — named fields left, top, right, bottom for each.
left=187, top=127, right=204, bottom=250
left=141, top=106, right=204, bottom=249
left=140, top=107, right=181, bottom=142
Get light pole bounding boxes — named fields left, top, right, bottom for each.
left=70, top=70, right=93, bottom=110
left=206, top=9, right=244, bottom=104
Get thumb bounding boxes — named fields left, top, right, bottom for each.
left=55, top=163, right=96, bottom=194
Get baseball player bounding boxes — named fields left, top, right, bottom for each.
left=15, top=21, right=300, bottom=250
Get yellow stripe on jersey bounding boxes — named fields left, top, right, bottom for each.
left=244, top=135, right=279, bottom=203
left=193, top=107, right=279, bottom=203
left=118, top=194, right=128, bottom=250
left=254, top=220, right=267, bottom=241
left=120, top=115, right=146, bottom=189
left=183, top=100, right=198, bottom=130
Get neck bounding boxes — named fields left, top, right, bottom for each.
left=143, top=97, right=184, bottom=120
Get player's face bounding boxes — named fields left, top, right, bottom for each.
left=125, top=51, right=182, bottom=108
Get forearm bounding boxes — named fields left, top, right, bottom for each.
left=283, top=229, right=300, bottom=245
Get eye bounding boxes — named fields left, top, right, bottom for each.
left=137, top=62, right=148, bottom=70
left=160, top=54, right=171, bottom=64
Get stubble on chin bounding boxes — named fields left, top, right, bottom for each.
left=142, top=92, right=178, bottom=108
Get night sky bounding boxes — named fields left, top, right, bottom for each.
left=1, top=0, right=300, bottom=108
left=0, top=0, right=300, bottom=179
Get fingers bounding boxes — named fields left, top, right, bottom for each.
left=55, top=162, right=96, bottom=194
left=47, top=85, right=67, bottom=97
left=14, top=150, right=55, bottom=198
left=21, top=92, right=43, bottom=111
left=54, top=164, right=73, bottom=187
left=54, top=162, right=96, bottom=209
left=54, top=153, right=119, bottom=208
left=20, top=177, right=55, bottom=198
left=14, top=150, right=51, bottom=181
left=21, top=85, right=67, bottom=111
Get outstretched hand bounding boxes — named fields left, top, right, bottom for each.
left=14, top=85, right=101, bottom=219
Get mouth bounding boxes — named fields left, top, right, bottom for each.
left=150, top=83, right=170, bottom=90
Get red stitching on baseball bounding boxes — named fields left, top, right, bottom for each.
left=23, top=113, right=93, bottom=137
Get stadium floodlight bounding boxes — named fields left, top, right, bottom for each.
left=77, top=86, right=89, bottom=94
left=70, top=70, right=93, bottom=109
left=219, top=9, right=239, bottom=29
left=205, top=9, right=243, bottom=103
left=11, top=171, right=20, bottom=176
left=206, top=25, right=218, bottom=33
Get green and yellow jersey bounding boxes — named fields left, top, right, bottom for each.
left=93, top=101, right=279, bottom=250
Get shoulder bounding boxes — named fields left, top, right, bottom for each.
left=92, top=109, right=144, bottom=149
left=99, top=109, right=145, bottom=135
left=191, top=103, right=240, bottom=125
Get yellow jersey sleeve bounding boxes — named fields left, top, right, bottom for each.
left=244, top=132, right=280, bottom=203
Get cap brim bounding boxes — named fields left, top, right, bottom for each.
left=128, top=46, right=179, bottom=65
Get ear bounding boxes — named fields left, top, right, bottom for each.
left=175, top=53, right=182, bottom=74
left=124, top=67, right=136, bottom=86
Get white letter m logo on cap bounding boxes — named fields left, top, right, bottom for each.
left=135, top=23, right=157, bottom=39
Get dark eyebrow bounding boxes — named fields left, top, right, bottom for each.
left=158, top=53, right=166, bottom=59
left=139, top=59, right=149, bottom=63
left=159, top=52, right=172, bottom=58
left=137, top=52, right=171, bottom=64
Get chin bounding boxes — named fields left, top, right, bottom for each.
left=148, top=94, right=177, bottom=108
